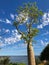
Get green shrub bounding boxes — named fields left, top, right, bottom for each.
left=45, top=61, right=49, bottom=65
left=9, top=63, right=26, bottom=65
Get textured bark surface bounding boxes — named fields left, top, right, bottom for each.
left=27, top=42, right=36, bottom=65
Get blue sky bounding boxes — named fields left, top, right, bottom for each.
left=0, top=0, right=49, bottom=56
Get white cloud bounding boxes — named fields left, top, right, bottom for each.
left=5, top=29, right=10, bottom=33
left=0, top=43, right=6, bottom=47
left=37, top=12, right=49, bottom=29
left=6, top=19, right=11, bottom=24
left=42, top=21, right=49, bottom=26
left=0, top=18, right=12, bottom=24
left=42, top=31, right=49, bottom=36
left=0, top=19, right=5, bottom=23
left=40, top=40, right=44, bottom=45
left=10, top=14, right=14, bottom=20
left=42, top=13, right=47, bottom=20
left=40, top=40, right=49, bottom=46
left=12, top=29, right=18, bottom=33
left=37, top=24, right=43, bottom=29
left=0, top=29, right=21, bottom=47
left=16, top=12, right=28, bottom=23
left=4, top=37, right=16, bottom=44
left=45, top=42, right=49, bottom=46
left=0, top=28, right=10, bottom=34
left=4, top=29, right=21, bottom=44
left=0, top=39, right=6, bottom=47
left=0, top=19, right=2, bottom=22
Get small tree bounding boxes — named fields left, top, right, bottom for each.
left=13, top=2, right=43, bottom=65
left=0, top=57, right=10, bottom=65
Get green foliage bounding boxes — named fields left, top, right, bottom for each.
left=13, top=21, right=19, bottom=27
left=18, top=63, right=26, bottom=65
left=9, top=63, right=26, bottom=65
left=40, top=44, right=49, bottom=61
left=13, top=2, right=43, bottom=44
left=45, top=61, right=49, bottom=65
left=0, top=57, right=10, bottom=65
left=17, top=2, right=43, bottom=23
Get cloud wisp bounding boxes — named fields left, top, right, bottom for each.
left=10, top=14, right=15, bottom=20
left=0, top=18, right=12, bottom=24
left=6, top=19, right=11, bottom=24
left=37, top=12, right=49, bottom=29
left=40, top=40, right=49, bottom=46
left=0, top=29, right=21, bottom=47
left=41, top=31, right=49, bottom=36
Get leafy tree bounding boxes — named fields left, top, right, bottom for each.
left=40, top=44, right=49, bottom=61
left=0, top=57, right=10, bottom=65
left=13, top=2, right=43, bottom=65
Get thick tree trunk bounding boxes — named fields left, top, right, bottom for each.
left=27, top=42, right=36, bottom=65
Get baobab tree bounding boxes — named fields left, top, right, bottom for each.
left=13, top=2, right=43, bottom=65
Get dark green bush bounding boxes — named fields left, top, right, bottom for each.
left=45, top=61, right=49, bottom=65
